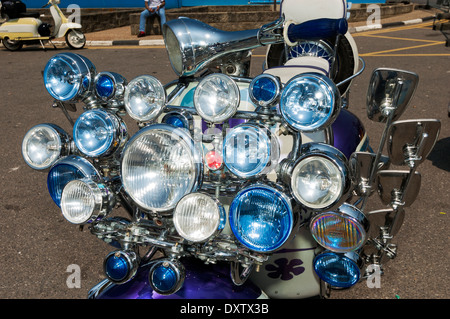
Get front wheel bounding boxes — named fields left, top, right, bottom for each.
left=65, top=29, right=86, bottom=49
left=2, top=38, right=23, bottom=51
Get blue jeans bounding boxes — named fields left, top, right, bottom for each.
left=139, top=7, right=166, bottom=32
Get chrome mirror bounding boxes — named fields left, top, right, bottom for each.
left=388, top=119, right=441, bottom=167
left=366, top=68, right=419, bottom=123
left=377, top=170, right=421, bottom=207
left=367, top=208, right=405, bottom=238
left=350, top=152, right=390, bottom=196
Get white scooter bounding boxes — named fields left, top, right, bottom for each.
left=0, top=0, right=85, bottom=51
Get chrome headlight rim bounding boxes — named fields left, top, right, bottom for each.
left=43, top=52, right=96, bottom=102
left=61, top=178, right=115, bottom=225
left=120, top=123, right=203, bottom=213
left=310, top=203, right=369, bottom=253
left=73, top=108, right=127, bottom=158
left=279, top=72, right=340, bottom=132
left=249, top=73, right=281, bottom=107
left=22, top=123, right=72, bottom=171
left=223, top=122, right=280, bottom=178
left=124, top=75, right=167, bottom=122
left=173, top=192, right=226, bottom=243
left=193, top=73, right=240, bottom=124
left=290, top=143, right=352, bottom=212
left=94, top=71, right=127, bottom=102
left=229, top=183, right=295, bottom=253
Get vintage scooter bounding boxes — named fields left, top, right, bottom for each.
left=21, top=0, right=440, bottom=300
left=0, top=0, right=85, bottom=51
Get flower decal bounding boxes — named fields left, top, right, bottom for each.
left=265, top=258, right=305, bottom=281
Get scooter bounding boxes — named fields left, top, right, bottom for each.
left=0, top=0, right=85, bottom=51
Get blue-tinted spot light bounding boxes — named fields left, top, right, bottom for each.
left=149, top=259, right=185, bottom=295
left=104, top=250, right=139, bottom=284
left=96, top=75, right=114, bottom=98
left=249, top=74, right=281, bottom=107
left=313, top=251, right=363, bottom=288
left=229, top=184, right=294, bottom=252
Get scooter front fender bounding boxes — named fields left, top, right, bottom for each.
left=56, top=22, right=82, bottom=38
left=88, top=258, right=267, bottom=299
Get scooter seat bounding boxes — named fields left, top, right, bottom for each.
left=18, top=12, right=40, bottom=19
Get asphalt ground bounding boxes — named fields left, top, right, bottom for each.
left=0, top=21, right=448, bottom=300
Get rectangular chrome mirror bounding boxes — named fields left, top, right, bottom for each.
left=387, top=119, right=441, bottom=166
left=367, top=208, right=405, bottom=238
left=366, top=68, right=419, bottom=123
left=377, top=170, right=421, bottom=207
left=350, top=151, right=390, bottom=196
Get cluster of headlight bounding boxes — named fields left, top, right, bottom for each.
left=193, top=73, right=240, bottom=123
left=229, top=184, right=294, bottom=252
left=223, top=123, right=280, bottom=178
left=124, top=75, right=166, bottom=122
left=73, top=109, right=127, bottom=158
left=121, top=124, right=202, bottom=213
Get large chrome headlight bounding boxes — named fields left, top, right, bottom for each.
left=173, top=193, right=225, bottom=243
left=61, top=178, right=115, bottom=225
left=279, top=73, right=340, bottom=132
left=43, top=53, right=96, bottom=102
left=289, top=143, right=352, bottom=211
left=310, top=203, right=369, bottom=253
left=22, top=124, right=71, bottom=170
left=121, top=124, right=202, bottom=213
left=47, top=156, right=101, bottom=207
left=194, top=73, right=240, bottom=123
left=223, top=123, right=280, bottom=178
left=229, top=184, right=294, bottom=252
left=73, top=109, right=127, bottom=158
left=124, top=75, right=166, bottom=122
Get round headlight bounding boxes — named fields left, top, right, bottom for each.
left=223, top=123, right=280, bottom=178
left=229, top=184, right=294, bottom=252
left=313, top=251, right=363, bottom=288
left=124, top=75, right=166, bottom=122
left=22, top=124, right=71, bottom=170
left=310, top=203, right=369, bottom=253
left=249, top=74, right=281, bottom=107
left=47, top=156, right=101, bottom=207
left=73, top=109, right=127, bottom=158
left=121, top=124, right=202, bottom=213
left=43, top=53, right=96, bottom=102
left=95, top=72, right=126, bottom=101
left=280, top=73, right=340, bottom=132
left=173, top=193, right=225, bottom=242
left=291, top=143, right=351, bottom=211
left=61, top=178, right=114, bottom=225
left=194, top=73, right=240, bottom=123
left=104, top=250, right=139, bottom=284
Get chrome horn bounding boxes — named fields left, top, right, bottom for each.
left=162, top=17, right=284, bottom=77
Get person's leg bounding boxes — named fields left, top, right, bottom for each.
left=158, top=7, right=166, bottom=27
left=139, top=9, right=151, bottom=34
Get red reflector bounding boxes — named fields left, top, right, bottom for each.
left=205, top=150, right=223, bottom=170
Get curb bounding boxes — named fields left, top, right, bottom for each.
left=50, top=15, right=437, bottom=47
left=348, top=15, right=435, bottom=33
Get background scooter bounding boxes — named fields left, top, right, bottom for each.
left=0, top=0, right=85, bottom=51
